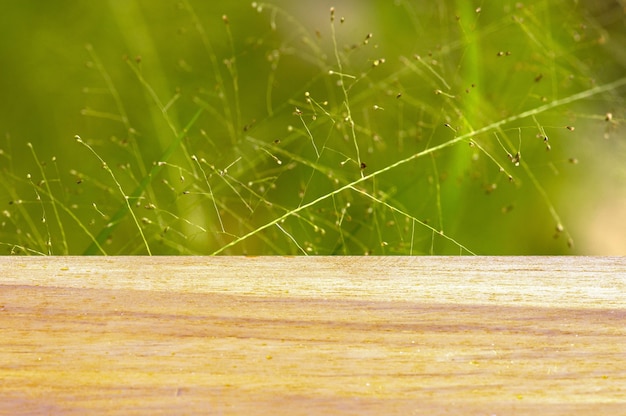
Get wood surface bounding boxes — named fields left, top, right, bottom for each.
left=0, top=256, right=624, bottom=415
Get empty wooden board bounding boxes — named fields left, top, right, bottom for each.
left=1, top=257, right=624, bottom=415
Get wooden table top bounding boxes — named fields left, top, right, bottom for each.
left=1, top=257, right=624, bottom=415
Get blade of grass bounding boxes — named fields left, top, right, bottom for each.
left=75, top=135, right=152, bottom=255
left=27, top=143, right=69, bottom=254
left=211, top=77, right=626, bottom=255
left=28, top=181, right=108, bottom=255
left=82, top=108, right=203, bottom=254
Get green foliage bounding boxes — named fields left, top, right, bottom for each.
left=1, top=1, right=625, bottom=255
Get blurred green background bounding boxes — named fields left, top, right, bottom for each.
left=1, top=0, right=625, bottom=255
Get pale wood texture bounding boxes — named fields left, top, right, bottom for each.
left=1, top=257, right=624, bottom=415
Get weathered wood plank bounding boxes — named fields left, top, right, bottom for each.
left=1, top=257, right=624, bottom=415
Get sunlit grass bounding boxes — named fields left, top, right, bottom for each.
left=0, top=1, right=624, bottom=255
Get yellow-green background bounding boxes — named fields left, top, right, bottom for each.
left=1, top=1, right=624, bottom=254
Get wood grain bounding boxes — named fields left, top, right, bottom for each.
left=1, top=257, right=624, bottom=415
